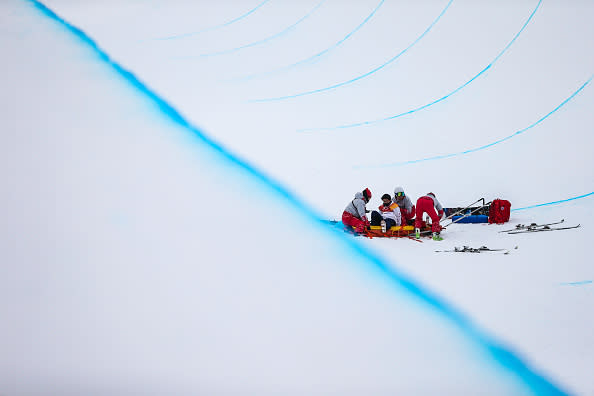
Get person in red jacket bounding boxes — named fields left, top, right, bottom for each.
left=342, top=188, right=372, bottom=234
left=414, top=192, right=444, bottom=240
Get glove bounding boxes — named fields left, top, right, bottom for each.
left=362, top=217, right=370, bottom=226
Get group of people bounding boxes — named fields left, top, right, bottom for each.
left=342, top=187, right=445, bottom=240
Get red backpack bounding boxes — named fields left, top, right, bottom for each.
left=488, top=199, right=511, bottom=224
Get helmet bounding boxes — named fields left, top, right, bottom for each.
left=362, top=188, right=372, bottom=201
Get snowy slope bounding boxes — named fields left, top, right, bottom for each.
left=1, top=0, right=593, bottom=394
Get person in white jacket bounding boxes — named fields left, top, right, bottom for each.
left=371, top=194, right=402, bottom=230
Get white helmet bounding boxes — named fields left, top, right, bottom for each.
left=394, top=186, right=405, bottom=197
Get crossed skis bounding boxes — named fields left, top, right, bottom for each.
left=434, top=220, right=580, bottom=253
left=498, top=219, right=580, bottom=234
left=435, top=246, right=517, bottom=254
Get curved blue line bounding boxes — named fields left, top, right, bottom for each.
left=153, top=0, right=272, bottom=41
left=234, top=0, right=385, bottom=82
left=357, top=76, right=592, bottom=169
left=298, top=0, right=542, bottom=131
left=559, top=280, right=592, bottom=286
left=185, top=0, right=327, bottom=58
left=26, top=1, right=570, bottom=394
left=250, top=0, right=453, bottom=102
left=513, top=192, right=594, bottom=211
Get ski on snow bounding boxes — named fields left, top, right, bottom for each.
left=498, top=219, right=565, bottom=233
left=435, top=246, right=515, bottom=254
left=506, top=224, right=580, bottom=234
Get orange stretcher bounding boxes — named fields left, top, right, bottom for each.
left=349, top=222, right=433, bottom=239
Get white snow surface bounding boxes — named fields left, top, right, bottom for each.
left=1, top=0, right=593, bottom=394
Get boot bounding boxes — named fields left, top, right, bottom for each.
left=432, top=232, right=443, bottom=241
left=415, top=228, right=421, bottom=239
left=381, top=220, right=386, bottom=233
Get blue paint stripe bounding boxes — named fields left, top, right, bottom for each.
left=559, top=280, right=592, bottom=286
left=513, top=192, right=594, bottom=211
left=186, top=0, right=327, bottom=58
left=356, top=76, right=592, bottom=168
left=26, top=1, right=569, bottom=394
left=298, top=0, right=541, bottom=131
left=153, top=0, right=272, bottom=41
left=251, top=0, right=454, bottom=102
left=234, top=0, right=385, bottom=82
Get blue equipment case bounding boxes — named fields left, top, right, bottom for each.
left=452, top=215, right=489, bottom=224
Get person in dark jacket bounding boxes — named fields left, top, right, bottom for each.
left=342, top=188, right=372, bottom=233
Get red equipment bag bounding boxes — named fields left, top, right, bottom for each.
left=488, top=199, right=511, bottom=224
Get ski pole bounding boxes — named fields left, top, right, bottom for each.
left=442, top=198, right=486, bottom=222
left=442, top=201, right=492, bottom=228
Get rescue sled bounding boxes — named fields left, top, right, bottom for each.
left=348, top=222, right=433, bottom=239
left=364, top=224, right=430, bottom=238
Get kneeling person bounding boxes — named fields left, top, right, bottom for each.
left=371, top=194, right=402, bottom=231
left=342, top=188, right=372, bottom=233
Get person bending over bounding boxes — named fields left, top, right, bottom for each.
left=414, top=192, right=445, bottom=240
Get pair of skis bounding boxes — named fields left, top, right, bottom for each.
left=499, top=219, right=581, bottom=234
left=435, top=245, right=516, bottom=254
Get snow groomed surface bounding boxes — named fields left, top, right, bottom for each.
left=1, top=0, right=592, bottom=394
left=16, top=0, right=562, bottom=392
left=250, top=0, right=455, bottom=102
left=235, top=0, right=387, bottom=82
left=154, top=0, right=272, bottom=41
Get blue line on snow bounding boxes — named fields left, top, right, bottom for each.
left=297, top=0, right=542, bottom=131
left=234, top=0, right=386, bottom=82
left=250, top=0, right=454, bottom=102
left=184, top=0, right=327, bottom=58
left=513, top=192, right=594, bottom=211
left=559, top=280, right=592, bottom=286
left=26, top=1, right=570, bottom=394
left=153, top=0, right=272, bottom=41
left=356, top=76, right=592, bottom=168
